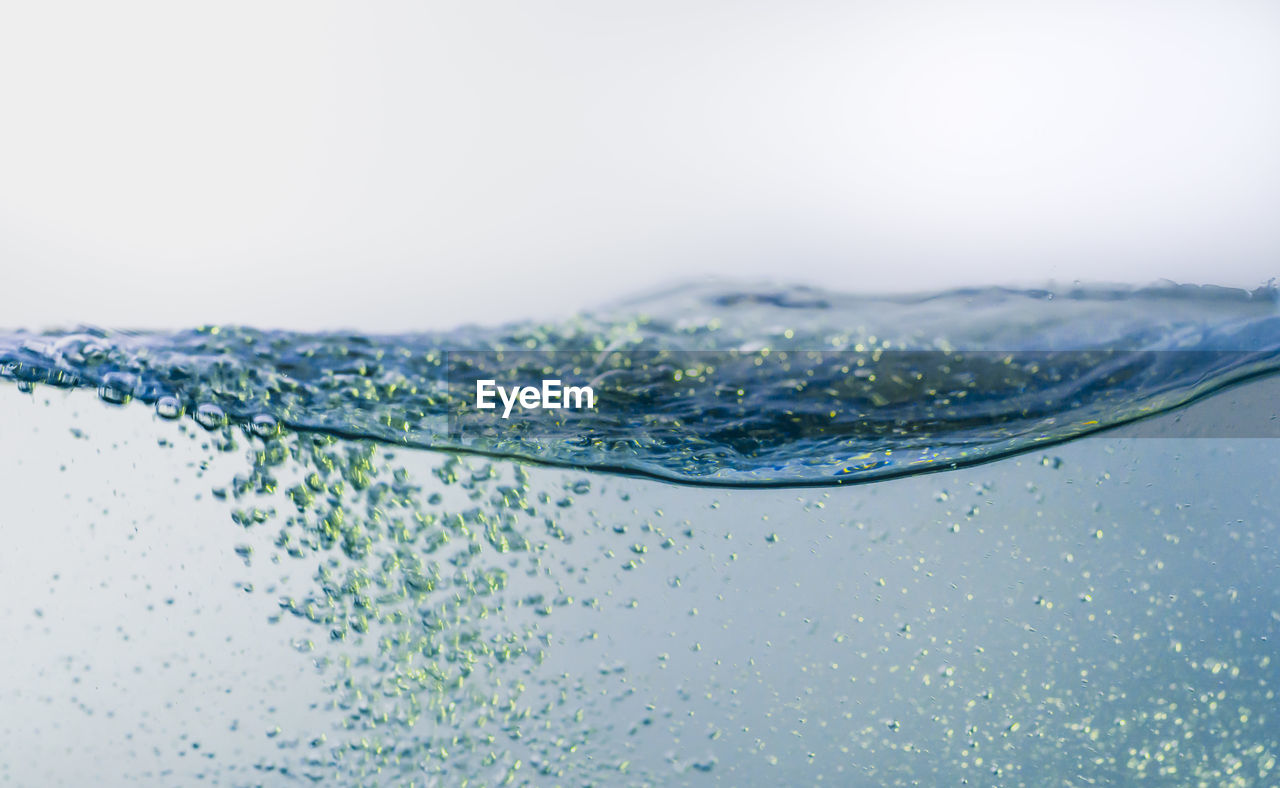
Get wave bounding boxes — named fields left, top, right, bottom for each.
left=3, top=282, right=1279, bottom=486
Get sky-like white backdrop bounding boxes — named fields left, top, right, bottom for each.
left=2, top=1, right=1278, bottom=330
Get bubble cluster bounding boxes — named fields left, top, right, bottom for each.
left=215, top=423, right=652, bottom=784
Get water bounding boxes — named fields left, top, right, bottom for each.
left=1, top=283, right=1279, bottom=786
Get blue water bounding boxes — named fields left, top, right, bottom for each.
left=2, top=282, right=1279, bottom=786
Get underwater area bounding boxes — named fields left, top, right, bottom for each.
left=2, top=283, right=1280, bottom=787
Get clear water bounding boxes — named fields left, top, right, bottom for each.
left=1, top=283, right=1278, bottom=786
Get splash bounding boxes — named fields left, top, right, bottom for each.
left=3, top=282, right=1279, bottom=485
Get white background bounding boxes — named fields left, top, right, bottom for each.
left=2, top=1, right=1278, bottom=330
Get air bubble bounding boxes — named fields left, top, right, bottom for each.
left=194, top=403, right=227, bottom=431
left=97, top=372, right=136, bottom=405
left=155, top=396, right=183, bottom=420
left=250, top=414, right=280, bottom=438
